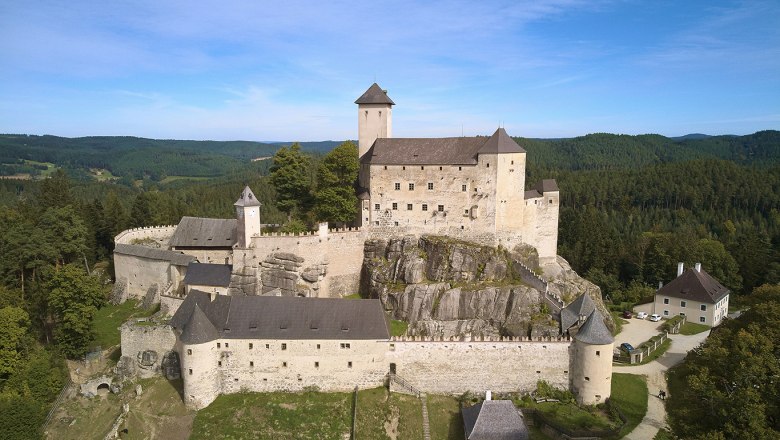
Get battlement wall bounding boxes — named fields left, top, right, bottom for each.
left=115, top=225, right=178, bottom=246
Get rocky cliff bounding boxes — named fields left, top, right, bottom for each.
left=362, top=235, right=612, bottom=338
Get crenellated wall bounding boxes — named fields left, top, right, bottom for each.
left=115, top=225, right=178, bottom=246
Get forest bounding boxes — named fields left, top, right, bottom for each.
left=0, top=129, right=778, bottom=438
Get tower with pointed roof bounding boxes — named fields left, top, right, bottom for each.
left=570, top=309, right=614, bottom=405
left=178, top=303, right=221, bottom=409
left=356, top=83, right=394, bottom=159
left=234, top=186, right=262, bottom=248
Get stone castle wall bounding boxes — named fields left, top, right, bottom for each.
left=114, top=252, right=176, bottom=301
left=115, top=225, right=178, bottom=246
left=120, top=320, right=177, bottom=378
left=387, top=338, right=571, bottom=394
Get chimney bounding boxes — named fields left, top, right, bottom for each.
left=658, top=281, right=663, bottom=289
left=210, top=290, right=218, bottom=301
left=695, top=262, right=702, bottom=273
left=485, top=390, right=492, bottom=401
left=677, top=262, right=684, bottom=277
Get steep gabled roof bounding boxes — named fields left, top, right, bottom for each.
left=355, top=83, right=395, bottom=105
left=113, top=244, right=195, bottom=266
left=171, top=291, right=391, bottom=340
left=361, top=136, right=485, bottom=165
left=574, top=310, right=614, bottom=345
left=183, top=263, right=232, bottom=287
left=180, top=303, right=220, bottom=344
left=534, top=179, right=559, bottom=193
left=656, top=268, right=729, bottom=304
left=234, top=186, right=261, bottom=207
left=561, top=293, right=596, bottom=331
left=462, top=400, right=529, bottom=440
left=478, top=128, right=526, bottom=154
left=170, top=217, right=237, bottom=248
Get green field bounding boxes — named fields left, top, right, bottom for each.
left=610, top=373, right=648, bottom=438
left=678, top=321, right=711, bottom=335
left=91, top=300, right=158, bottom=349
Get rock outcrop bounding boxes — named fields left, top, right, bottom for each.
left=362, top=235, right=612, bottom=339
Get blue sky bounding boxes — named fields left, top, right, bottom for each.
left=1, top=0, right=778, bottom=141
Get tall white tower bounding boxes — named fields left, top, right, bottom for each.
left=355, top=83, right=394, bottom=159
left=234, top=186, right=261, bottom=248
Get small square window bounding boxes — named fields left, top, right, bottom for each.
left=681, top=301, right=687, bottom=308
left=394, top=183, right=400, bottom=190
left=421, top=166, right=424, bottom=170
left=283, top=362, right=287, bottom=367
left=402, top=166, right=406, bottom=170
left=439, top=166, right=443, bottom=170
left=596, top=351, right=600, bottom=356
left=458, top=166, right=462, bottom=171
left=511, top=160, right=514, bottom=165
left=265, top=344, right=270, bottom=349
left=422, top=204, right=428, bottom=211
left=218, top=361, right=222, bottom=367
left=664, top=310, right=669, bottom=316
left=225, top=343, right=229, bottom=348
left=585, top=377, right=590, bottom=381
left=316, top=344, right=321, bottom=349
left=427, top=182, right=433, bottom=190
left=348, top=361, right=353, bottom=368
left=700, top=304, right=707, bottom=311
left=664, top=298, right=669, bottom=304
left=189, top=369, right=193, bottom=375
left=394, top=221, right=399, bottom=226
left=464, top=209, right=469, bottom=215
left=315, top=361, right=319, bottom=368
left=249, top=343, right=253, bottom=350
left=486, top=163, right=490, bottom=168
left=408, top=183, right=415, bottom=191
left=437, top=205, right=444, bottom=212
left=462, top=184, right=467, bottom=192
left=392, top=203, right=398, bottom=210
left=407, top=204, right=413, bottom=211
left=217, top=343, right=221, bottom=348
left=374, top=204, right=380, bottom=210
left=250, top=361, right=254, bottom=367
left=187, top=349, right=192, bottom=355
left=383, top=165, right=387, bottom=170
left=700, top=317, right=706, bottom=323
left=281, top=343, right=287, bottom=350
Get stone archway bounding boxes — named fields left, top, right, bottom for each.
left=96, top=382, right=110, bottom=396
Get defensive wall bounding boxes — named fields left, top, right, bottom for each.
left=120, top=320, right=177, bottom=378
left=115, top=225, right=178, bottom=246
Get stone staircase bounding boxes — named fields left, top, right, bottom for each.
left=388, top=373, right=421, bottom=397
left=420, top=393, right=431, bottom=440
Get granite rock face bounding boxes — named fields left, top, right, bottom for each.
left=363, top=235, right=611, bottom=338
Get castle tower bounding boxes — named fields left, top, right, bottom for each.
left=477, top=128, right=527, bottom=233
left=570, top=310, right=614, bottom=405
left=179, top=304, right=221, bottom=409
left=234, top=186, right=261, bottom=248
left=355, top=83, right=394, bottom=159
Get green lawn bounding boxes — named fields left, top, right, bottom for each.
left=192, top=391, right=353, bottom=440
left=91, top=300, right=157, bottom=349
left=609, top=373, right=648, bottom=439
left=679, top=321, right=710, bottom=335
left=426, top=394, right=464, bottom=440
left=533, top=401, right=617, bottom=432
left=354, top=387, right=422, bottom=439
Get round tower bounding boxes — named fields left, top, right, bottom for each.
left=570, top=310, right=614, bottom=405
left=355, top=83, right=394, bottom=159
left=179, top=304, right=221, bottom=409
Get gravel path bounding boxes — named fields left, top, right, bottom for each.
left=613, top=323, right=710, bottom=439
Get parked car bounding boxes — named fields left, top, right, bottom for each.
left=636, top=312, right=648, bottom=319
left=650, top=314, right=662, bottom=322
left=622, top=310, right=633, bottom=319
left=620, top=342, right=635, bottom=352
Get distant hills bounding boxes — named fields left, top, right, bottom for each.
left=0, top=130, right=777, bottom=183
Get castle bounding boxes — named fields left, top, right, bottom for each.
left=115, top=83, right=612, bottom=410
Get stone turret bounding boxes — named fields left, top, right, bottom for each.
left=356, top=83, right=394, bottom=159
left=570, top=309, right=614, bottom=405
left=179, top=304, right=221, bottom=409
left=234, top=186, right=261, bottom=249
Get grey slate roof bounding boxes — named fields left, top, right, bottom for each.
left=355, top=83, right=395, bottom=105
left=656, top=268, right=729, bottom=304
left=574, top=310, right=614, bottom=345
left=180, top=303, right=220, bottom=344
left=113, top=243, right=195, bottom=266
left=171, top=291, right=391, bottom=341
left=534, top=179, right=559, bottom=193
left=524, top=190, right=541, bottom=200
left=183, top=263, right=232, bottom=287
left=234, top=186, right=261, bottom=207
left=478, top=128, right=526, bottom=154
left=462, top=400, right=529, bottom=440
left=361, top=129, right=525, bottom=166
left=561, top=293, right=596, bottom=332
left=170, top=217, right=236, bottom=248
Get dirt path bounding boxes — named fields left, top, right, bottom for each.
left=614, top=327, right=710, bottom=439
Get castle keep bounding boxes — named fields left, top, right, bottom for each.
left=115, top=83, right=612, bottom=410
